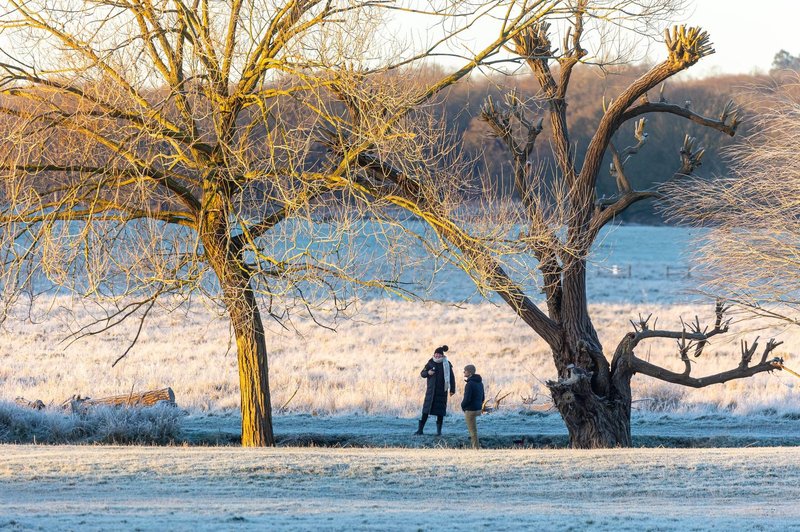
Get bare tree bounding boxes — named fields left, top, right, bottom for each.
left=0, top=0, right=389, bottom=447
left=0, top=0, right=577, bottom=446
left=0, top=0, right=416, bottom=446
left=664, top=74, right=800, bottom=327
left=341, top=1, right=788, bottom=448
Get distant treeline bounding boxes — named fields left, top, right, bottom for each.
left=0, top=64, right=773, bottom=225
left=428, top=65, right=768, bottom=223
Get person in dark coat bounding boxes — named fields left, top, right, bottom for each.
left=461, top=364, right=485, bottom=449
left=414, top=345, right=456, bottom=436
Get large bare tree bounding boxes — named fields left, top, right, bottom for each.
left=0, top=0, right=395, bottom=447
left=0, top=0, right=574, bottom=445
left=341, top=0, right=789, bottom=448
left=664, top=74, right=800, bottom=327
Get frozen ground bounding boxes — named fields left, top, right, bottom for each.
left=5, top=298, right=800, bottom=419
left=2, top=445, right=800, bottom=531
left=180, top=411, right=800, bottom=449
left=5, top=225, right=800, bottom=420
left=3, top=226, right=800, bottom=529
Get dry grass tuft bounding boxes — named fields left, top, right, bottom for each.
left=0, top=401, right=182, bottom=444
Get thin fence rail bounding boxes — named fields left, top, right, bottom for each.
left=595, top=264, right=693, bottom=279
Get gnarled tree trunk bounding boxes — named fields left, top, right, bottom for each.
left=542, top=259, right=633, bottom=448
left=550, top=376, right=632, bottom=448
left=549, top=327, right=636, bottom=448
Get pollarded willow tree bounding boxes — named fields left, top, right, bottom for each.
left=341, top=0, right=790, bottom=448
left=0, top=0, right=571, bottom=446
left=664, top=74, right=800, bottom=326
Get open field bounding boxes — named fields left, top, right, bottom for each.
left=3, top=298, right=800, bottom=419
left=2, top=445, right=800, bottom=531
left=6, top=226, right=799, bottom=421
left=3, top=235, right=800, bottom=530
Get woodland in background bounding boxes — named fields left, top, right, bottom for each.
left=435, top=67, right=763, bottom=223
left=0, top=67, right=771, bottom=225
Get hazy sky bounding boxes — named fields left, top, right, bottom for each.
left=395, top=0, right=800, bottom=78
left=680, top=0, right=799, bottom=76
left=0, top=0, right=795, bottom=79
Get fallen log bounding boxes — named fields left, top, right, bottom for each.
left=15, top=397, right=45, bottom=410
left=62, top=387, right=176, bottom=412
left=86, top=387, right=176, bottom=408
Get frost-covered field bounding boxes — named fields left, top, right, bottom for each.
left=3, top=226, right=800, bottom=529
left=6, top=226, right=800, bottom=419
left=2, top=445, right=800, bottom=531
left=3, top=298, right=800, bottom=418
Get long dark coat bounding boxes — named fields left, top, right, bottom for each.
left=420, top=358, right=456, bottom=416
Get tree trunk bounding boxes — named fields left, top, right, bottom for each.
left=548, top=332, right=632, bottom=448
left=201, top=191, right=274, bottom=447
left=203, top=231, right=274, bottom=446
left=547, top=258, right=633, bottom=448
left=549, top=375, right=631, bottom=448
left=221, top=271, right=275, bottom=447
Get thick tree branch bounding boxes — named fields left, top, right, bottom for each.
left=512, top=21, right=576, bottom=183
left=629, top=301, right=730, bottom=349
left=608, top=141, right=632, bottom=193
left=480, top=90, right=544, bottom=209
left=620, top=100, right=741, bottom=137
left=478, top=89, right=564, bottom=319
left=629, top=355, right=780, bottom=388
left=354, top=152, right=563, bottom=349
left=589, top=190, right=661, bottom=237
left=615, top=302, right=786, bottom=387
left=556, top=0, right=587, bottom=99
left=607, top=117, right=648, bottom=194
left=0, top=161, right=202, bottom=215
left=588, top=127, right=708, bottom=240
left=579, top=27, right=714, bottom=197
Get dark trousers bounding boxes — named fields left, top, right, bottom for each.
left=419, top=413, right=444, bottom=427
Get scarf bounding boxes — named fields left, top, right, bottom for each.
left=434, top=356, right=451, bottom=393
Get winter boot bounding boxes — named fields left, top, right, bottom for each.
left=435, top=419, right=443, bottom=436
left=414, top=419, right=425, bottom=436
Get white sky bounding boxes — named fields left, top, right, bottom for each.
left=391, top=0, right=800, bottom=79
left=0, top=0, right=796, bottom=79
left=682, top=0, right=800, bottom=76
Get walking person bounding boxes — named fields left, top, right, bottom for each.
left=414, top=345, right=456, bottom=436
left=461, top=364, right=485, bottom=449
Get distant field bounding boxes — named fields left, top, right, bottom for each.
left=3, top=297, right=800, bottom=418
left=4, top=225, right=800, bottom=444
left=2, top=445, right=800, bottom=531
